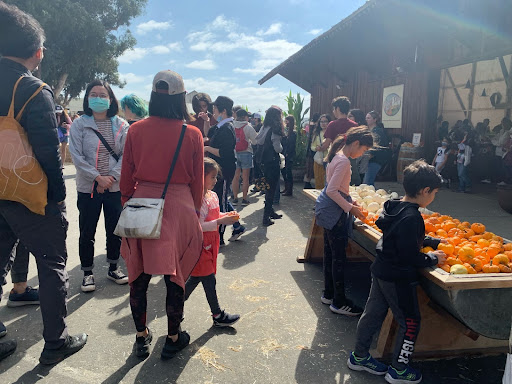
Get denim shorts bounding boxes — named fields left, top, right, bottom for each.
left=236, top=151, right=253, bottom=169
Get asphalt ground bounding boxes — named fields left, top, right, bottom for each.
left=0, top=165, right=509, bottom=383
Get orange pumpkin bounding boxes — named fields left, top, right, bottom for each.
left=493, top=254, right=509, bottom=266
left=470, top=235, right=483, bottom=243
left=457, top=246, right=475, bottom=263
left=505, top=251, right=512, bottom=262
left=482, top=263, right=500, bottom=273
left=499, top=264, right=512, bottom=273
left=477, top=239, right=490, bottom=248
left=482, top=232, right=494, bottom=240
left=440, top=264, right=451, bottom=273
left=450, top=236, right=463, bottom=246
left=446, top=257, right=463, bottom=266
left=504, top=243, right=512, bottom=252
left=487, top=244, right=501, bottom=258
left=424, top=221, right=436, bottom=233
left=438, top=243, right=454, bottom=256
left=463, top=263, right=477, bottom=274
left=471, top=223, right=486, bottom=234
left=421, top=246, right=434, bottom=253
left=442, top=221, right=456, bottom=231
left=462, top=228, right=475, bottom=239
left=469, top=258, right=483, bottom=272
left=436, top=229, right=448, bottom=238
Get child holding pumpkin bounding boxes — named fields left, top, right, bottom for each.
left=184, top=158, right=240, bottom=327
left=347, top=160, right=447, bottom=384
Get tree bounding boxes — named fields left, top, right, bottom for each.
left=285, top=91, right=310, bottom=167
left=4, top=0, right=147, bottom=106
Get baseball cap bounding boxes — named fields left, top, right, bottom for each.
left=55, top=105, right=64, bottom=113
left=252, top=112, right=262, bottom=119
left=236, top=109, right=249, bottom=118
left=152, top=70, right=185, bottom=95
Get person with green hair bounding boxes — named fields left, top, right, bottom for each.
left=120, top=93, right=148, bottom=125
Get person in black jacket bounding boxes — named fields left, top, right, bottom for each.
left=348, top=160, right=446, bottom=383
left=281, top=115, right=297, bottom=196
left=0, top=3, right=87, bottom=364
left=205, top=96, right=246, bottom=244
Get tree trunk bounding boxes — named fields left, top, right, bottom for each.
left=53, top=73, right=69, bottom=100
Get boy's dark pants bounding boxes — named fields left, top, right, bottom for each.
left=184, top=274, right=221, bottom=315
left=323, top=214, right=349, bottom=307
left=355, top=275, right=421, bottom=370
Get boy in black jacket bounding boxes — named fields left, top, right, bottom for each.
left=347, top=160, right=446, bottom=384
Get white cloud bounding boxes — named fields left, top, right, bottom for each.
left=308, top=28, right=322, bottom=35
left=185, top=59, right=217, bottom=70
left=118, top=43, right=182, bottom=64
left=136, top=20, right=172, bottom=35
left=257, top=23, right=283, bottom=36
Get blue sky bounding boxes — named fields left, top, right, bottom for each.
left=113, top=0, right=366, bottom=115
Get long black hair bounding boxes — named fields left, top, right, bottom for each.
left=149, top=81, right=192, bottom=121
left=264, top=107, right=284, bottom=135
left=314, top=114, right=331, bottom=137
left=348, top=109, right=365, bottom=125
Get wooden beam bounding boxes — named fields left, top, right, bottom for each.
left=498, top=56, right=511, bottom=89
left=467, top=62, right=477, bottom=122
left=445, top=69, right=468, bottom=117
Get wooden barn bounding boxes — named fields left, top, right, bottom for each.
left=259, top=0, right=512, bottom=150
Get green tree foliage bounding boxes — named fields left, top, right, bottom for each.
left=4, top=0, right=147, bottom=105
left=285, top=90, right=310, bottom=166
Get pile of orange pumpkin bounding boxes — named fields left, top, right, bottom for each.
left=361, top=211, right=512, bottom=275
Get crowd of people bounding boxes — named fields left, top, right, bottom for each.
left=433, top=117, right=512, bottom=192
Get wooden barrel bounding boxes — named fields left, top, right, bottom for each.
left=396, top=146, right=425, bottom=183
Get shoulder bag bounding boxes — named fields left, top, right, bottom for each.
left=114, top=124, right=187, bottom=239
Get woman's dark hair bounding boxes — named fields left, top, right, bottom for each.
left=83, top=80, right=119, bottom=117
left=311, top=112, right=321, bottom=123
left=285, top=115, right=295, bottom=131
left=57, top=109, right=70, bottom=126
left=403, top=160, right=442, bottom=197
left=331, top=96, right=351, bottom=115
left=264, top=107, right=284, bottom=135
left=348, top=109, right=365, bottom=125
left=0, top=2, right=45, bottom=59
left=368, top=110, right=381, bottom=122
left=326, top=126, right=373, bottom=162
left=204, top=157, right=221, bottom=177
left=314, top=114, right=332, bottom=136
left=191, top=93, right=212, bottom=114
left=149, top=81, right=192, bottom=121
left=441, top=121, right=449, bottom=129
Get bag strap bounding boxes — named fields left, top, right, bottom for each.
left=161, top=124, right=187, bottom=199
left=89, top=128, right=120, bottom=162
left=8, top=76, right=47, bottom=121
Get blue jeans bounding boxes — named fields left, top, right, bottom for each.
left=363, top=162, right=381, bottom=186
left=457, top=163, right=471, bottom=191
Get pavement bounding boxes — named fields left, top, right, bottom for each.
left=0, top=165, right=510, bottom=384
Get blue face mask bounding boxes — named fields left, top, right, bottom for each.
left=216, top=115, right=223, bottom=123
left=89, top=97, right=110, bottom=113
left=442, top=142, right=448, bottom=146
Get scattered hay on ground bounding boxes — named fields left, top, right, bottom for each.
left=229, top=279, right=270, bottom=292
left=252, top=338, right=286, bottom=358
left=193, top=347, right=230, bottom=371
left=228, top=345, right=242, bottom=352
left=244, top=295, right=269, bottom=302
left=296, top=345, right=311, bottom=350
left=239, top=305, right=272, bottom=322
left=282, top=293, right=296, bottom=300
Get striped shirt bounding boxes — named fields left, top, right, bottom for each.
left=95, top=119, right=115, bottom=176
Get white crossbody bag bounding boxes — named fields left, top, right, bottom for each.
left=114, top=124, right=187, bottom=239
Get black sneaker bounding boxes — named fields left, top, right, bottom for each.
left=81, top=275, right=95, bottom=292
left=241, top=199, right=250, bottom=206
left=213, top=310, right=240, bottom=327
left=329, top=300, right=363, bottom=317
left=107, top=269, right=129, bottom=285
left=232, top=198, right=239, bottom=204
left=263, top=217, right=274, bottom=227
left=270, top=211, right=283, bottom=219
left=134, top=328, right=153, bottom=358
left=0, top=321, right=6, bottom=338
left=39, top=333, right=88, bottom=365
left=161, top=331, right=190, bottom=360
left=228, top=225, right=246, bottom=242
left=0, top=340, right=17, bottom=362
left=7, top=286, right=40, bottom=307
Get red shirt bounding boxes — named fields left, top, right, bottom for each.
left=120, top=117, right=204, bottom=211
left=189, top=112, right=216, bottom=136
left=324, top=118, right=358, bottom=142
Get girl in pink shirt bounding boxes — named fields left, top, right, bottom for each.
left=318, top=126, right=373, bottom=317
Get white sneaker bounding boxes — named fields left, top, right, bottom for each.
left=321, top=296, right=333, bottom=305
left=107, top=269, right=129, bottom=285
left=81, top=275, right=96, bottom=292
left=481, top=179, right=491, bottom=184
left=498, top=181, right=507, bottom=186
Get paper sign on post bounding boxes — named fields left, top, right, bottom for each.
left=412, top=133, right=421, bottom=147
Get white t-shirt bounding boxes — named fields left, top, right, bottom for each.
left=435, top=146, right=447, bottom=164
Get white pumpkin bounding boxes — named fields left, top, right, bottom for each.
left=367, top=185, right=375, bottom=191
left=372, top=195, right=384, bottom=204
left=363, top=196, right=374, bottom=204
left=367, top=202, right=380, bottom=213
left=358, top=190, right=370, bottom=198
left=390, top=192, right=399, bottom=199
left=376, top=189, right=387, bottom=196
left=376, top=208, right=383, bottom=215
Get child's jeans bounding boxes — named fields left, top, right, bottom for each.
left=457, top=163, right=471, bottom=191
left=184, top=274, right=221, bottom=315
left=354, top=275, right=421, bottom=370
left=323, top=214, right=349, bottom=307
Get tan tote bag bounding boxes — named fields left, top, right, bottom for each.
left=0, top=76, right=48, bottom=215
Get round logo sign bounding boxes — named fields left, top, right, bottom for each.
left=384, top=93, right=402, bottom=117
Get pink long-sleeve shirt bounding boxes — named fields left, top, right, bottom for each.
left=326, top=153, right=354, bottom=213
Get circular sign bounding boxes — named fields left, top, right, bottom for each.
left=384, top=93, right=402, bottom=117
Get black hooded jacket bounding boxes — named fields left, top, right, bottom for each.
left=370, top=199, right=440, bottom=282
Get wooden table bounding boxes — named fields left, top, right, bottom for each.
left=301, top=188, right=511, bottom=359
